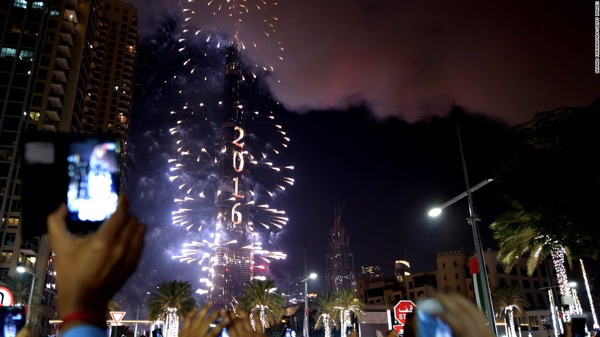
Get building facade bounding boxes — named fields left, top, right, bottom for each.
left=0, top=0, right=138, bottom=335
left=325, top=210, right=355, bottom=293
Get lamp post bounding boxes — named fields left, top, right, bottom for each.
left=16, top=266, right=35, bottom=324
left=427, top=127, right=497, bottom=335
left=302, top=273, right=317, bottom=337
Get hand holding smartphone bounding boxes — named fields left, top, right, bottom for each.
left=416, top=299, right=454, bottom=337
left=0, top=306, right=25, bottom=337
left=22, top=133, right=121, bottom=238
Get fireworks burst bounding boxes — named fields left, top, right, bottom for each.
left=180, top=0, right=284, bottom=76
left=169, top=1, right=291, bottom=296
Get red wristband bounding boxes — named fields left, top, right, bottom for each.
left=60, top=311, right=106, bottom=329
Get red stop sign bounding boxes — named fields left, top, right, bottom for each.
left=393, top=300, right=416, bottom=335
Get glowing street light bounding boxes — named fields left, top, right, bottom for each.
left=302, top=272, right=318, bottom=337
left=17, top=266, right=35, bottom=324
left=427, top=207, right=442, bottom=217
left=427, top=179, right=494, bottom=218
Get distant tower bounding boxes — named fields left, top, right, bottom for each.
left=394, top=260, right=411, bottom=282
left=325, top=208, right=356, bottom=292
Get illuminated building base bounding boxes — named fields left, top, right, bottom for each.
left=209, top=246, right=254, bottom=308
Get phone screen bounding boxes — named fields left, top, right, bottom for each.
left=1, top=306, right=25, bottom=337
left=417, top=310, right=454, bottom=337
left=67, top=140, right=120, bottom=225
left=571, top=316, right=587, bottom=337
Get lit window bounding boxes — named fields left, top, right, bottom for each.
left=32, top=1, right=44, bottom=9
left=0, top=251, right=13, bottom=263
left=13, top=0, right=27, bottom=8
left=0, top=48, right=17, bottom=58
left=29, top=111, right=40, bottom=121
left=50, top=9, right=60, bottom=16
left=113, top=85, right=119, bottom=91
left=19, top=49, right=34, bottom=61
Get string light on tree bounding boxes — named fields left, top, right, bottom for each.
left=581, top=259, right=599, bottom=329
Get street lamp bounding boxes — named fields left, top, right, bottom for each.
left=302, top=273, right=317, bottom=337
left=426, top=126, right=498, bottom=335
left=17, top=266, right=36, bottom=324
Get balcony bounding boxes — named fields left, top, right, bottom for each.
left=48, top=96, right=63, bottom=109
left=58, top=45, right=71, bottom=58
left=43, top=124, right=57, bottom=132
left=64, top=9, right=78, bottom=23
left=53, top=69, right=67, bottom=83
left=62, top=20, right=75, bottom=34
left=20, top=242, right=38, bottom=255
left=55, top=57, right=69, bottom=70
left=50, top=82, right=65, bottom=95
left=46, top=110, right=61, bottom=122
left=60, top=32, right=73, bottom=46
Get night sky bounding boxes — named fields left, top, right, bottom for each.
left=118, top=0, right=599, bottom=313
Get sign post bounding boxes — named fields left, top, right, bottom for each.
left=392, top=300, right=416, bottom=335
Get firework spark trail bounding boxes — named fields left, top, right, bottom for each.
left=170, top=0, right=292, bottom=295
left=181, top=0, right=285, bottom=78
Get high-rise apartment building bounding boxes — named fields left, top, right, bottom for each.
left=325, top=211, right=356, bottom=292
left=0, top=0, right=138, bottom=335
left=82, top=0, right=137, bottom=138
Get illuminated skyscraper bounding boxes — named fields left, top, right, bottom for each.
left=209, top=43, right=254, bottom=307
left=325, top=211, right=356, bottom=292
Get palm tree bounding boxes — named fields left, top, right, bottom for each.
left=147, top=280, right=196, bottom=337
left=491, top=210, right=573, bottom=318
left=315, top=293, right=339, bottom=337
left=492, top=286, right=528, bottom=337
left=334, top=290, right=364, bottom=332
left=239, top=279, right=285, bottom=331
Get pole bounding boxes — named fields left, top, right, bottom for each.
left=457, top=125, right=497, bottom=335
left=26, top=272, right=35, bottom=324
left=135, top=305, right=140, bottom=337
left=304, top=279, right=309, bottom=337
left=304, top=236, right=309, bottom=337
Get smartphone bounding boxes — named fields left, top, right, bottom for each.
left=0, top=306, right=25, bottom=337
left=571, top=315, right=587, bottom=337
left=416, top=299, right=454, bottom=337
left=66, top=137, right=120, bottom=234
left=21, top=133, right=121, bottom=237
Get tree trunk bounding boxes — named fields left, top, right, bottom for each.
left=550, top=248, right=571, bottom=321
left=508, top=308, right=515, bottom=337
left=324, top=315, right=331, bottom=337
